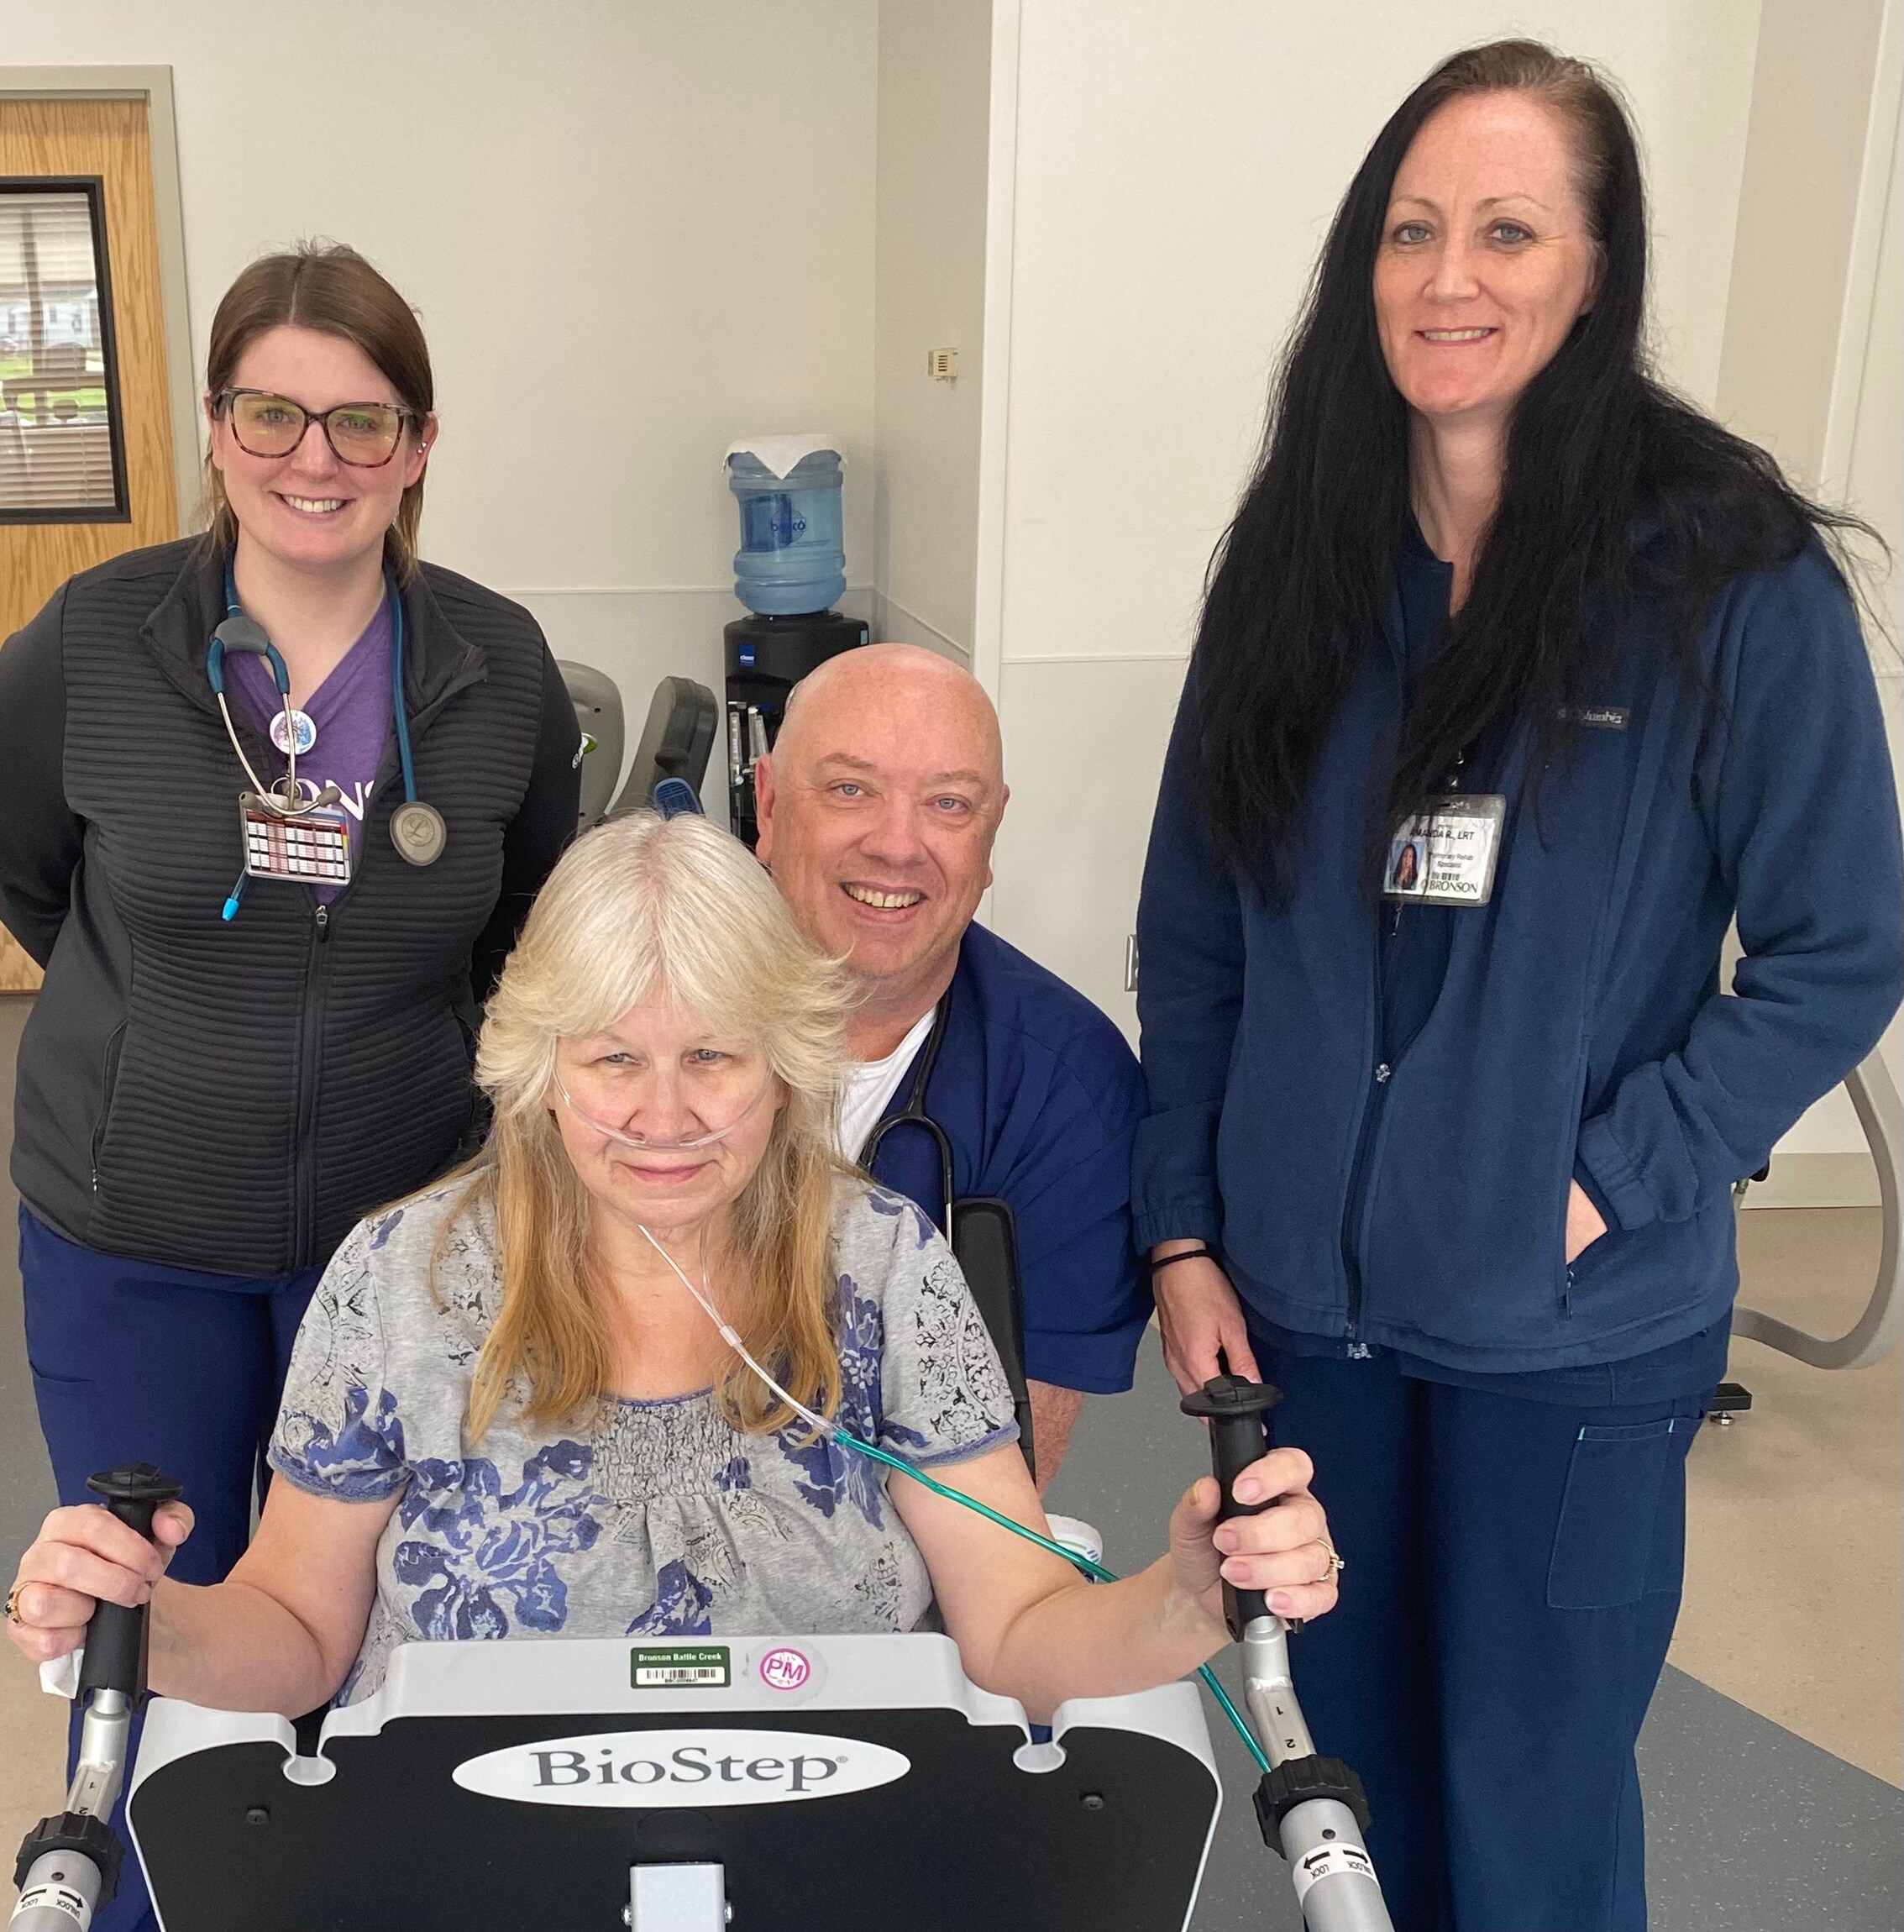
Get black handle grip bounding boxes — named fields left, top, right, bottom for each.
left=1179, top=1373, right=1282, bottom=1638
left=76, top=1463, right=183, bottom=1704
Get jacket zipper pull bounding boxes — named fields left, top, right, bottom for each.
left=315, top=904, right=330, bottom=942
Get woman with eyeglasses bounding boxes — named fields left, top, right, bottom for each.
left=0, top=242, right=578, bottom=1932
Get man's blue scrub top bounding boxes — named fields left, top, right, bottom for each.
left=862, top=922, right=1152, bottom=1394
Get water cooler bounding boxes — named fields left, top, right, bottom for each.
left=723, top=436, right=868, bottom=848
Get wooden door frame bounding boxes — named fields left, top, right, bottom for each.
left=0, top=66, right=197, bottom=528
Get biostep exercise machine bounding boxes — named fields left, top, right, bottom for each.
left=12, top=1371, right=1388, bottom=1931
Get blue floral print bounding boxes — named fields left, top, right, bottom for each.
left=776, top=1276, right=928, bottom=1526
left=627, top=1560, right=716, bottom=1636
left=865, top=1186, right=936, bottom=1250
left=389, top=1441, right=601, bottom=1640
left=277, top=1382, right=408, bottom=1502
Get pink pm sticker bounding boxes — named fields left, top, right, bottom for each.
left=758, top=1647, right=812, bottom=1692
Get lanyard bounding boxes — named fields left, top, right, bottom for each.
left=207, top=562, right=448, bottom=921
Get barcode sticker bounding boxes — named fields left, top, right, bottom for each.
left=630, top=1645, right=731, bottom=1689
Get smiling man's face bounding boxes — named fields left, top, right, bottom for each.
left=754, top=644, right=1007, bottom=1055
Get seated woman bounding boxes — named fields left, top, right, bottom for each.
left=6, top=811, right=1339, bottom=1719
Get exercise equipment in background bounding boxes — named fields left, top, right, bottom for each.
left=558, top=664, right=718, bottom=832
left=1712, top=1047, right=1903, bottom=1424
left=619, top=675, right=719, bottom=824
left=557, top=660, right=624, bottom=831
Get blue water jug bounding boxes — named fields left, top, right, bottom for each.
left=726, top=444, right=847, bottom=617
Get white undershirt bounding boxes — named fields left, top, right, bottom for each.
left=837, top=1007, right=938, bottom=1163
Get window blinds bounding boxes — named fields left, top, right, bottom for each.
left=0, top=186, right=125, bottom=517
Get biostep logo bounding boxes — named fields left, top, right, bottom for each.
left=451, top=1727, right=911, bottom=1808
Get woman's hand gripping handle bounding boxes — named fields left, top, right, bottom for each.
left=74, top=1464, right=185, bottom=1706
left=1179, top=1374, right=1290, bottom=1638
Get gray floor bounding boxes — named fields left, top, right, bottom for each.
left=2, top=993, right=1898, bottom=1929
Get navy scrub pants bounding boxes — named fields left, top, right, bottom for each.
left=1251, top=1337, right=1709, bottom=1932
left=19, top=1206, right=325, bottom=1932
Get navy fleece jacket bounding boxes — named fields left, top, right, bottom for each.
left=1134, top=540, right=1902, bottom=1374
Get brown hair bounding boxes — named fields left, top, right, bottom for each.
left=203, top=242, right=433, bottom=578
left=1412, top=39, right=1623, bottom=248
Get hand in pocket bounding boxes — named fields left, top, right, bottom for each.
left=1565, top=1179, right=1608, bottom=1264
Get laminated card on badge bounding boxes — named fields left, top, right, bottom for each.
left=240, top=795, right=353, bottom=887
left=1383, top=792, right=1506, bottom=907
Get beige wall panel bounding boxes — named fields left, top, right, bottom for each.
left=1, top=93, right=180, bottom=993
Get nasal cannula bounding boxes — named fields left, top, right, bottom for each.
left=638, top=1225, right=1274, bottom=1775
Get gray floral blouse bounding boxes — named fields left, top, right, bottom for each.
left=268, top=1177, right=1019, bottom=1704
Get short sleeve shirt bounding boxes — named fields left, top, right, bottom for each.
left=268, top=1176, right=1020, bottom=1704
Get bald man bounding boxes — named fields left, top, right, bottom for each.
left=753, top=646, right=1151, bottom=1486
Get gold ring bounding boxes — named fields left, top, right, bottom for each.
left=1318, top=1540, right=1345, bottom=1582
left=4, top=1583, right=24, bottom=1625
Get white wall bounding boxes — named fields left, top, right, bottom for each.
left=981, top=1, right=1766, bottom=1034
left=870, top=0, right=992, bottom=663
left=1713, top=0, right=1902, bottom=1189
left=4, top=0, right=881, bottom=791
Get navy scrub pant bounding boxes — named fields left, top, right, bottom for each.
left=1251, top=1337, right=1709, bottom=1932
left=19, top=1206, right=325, bottom=1932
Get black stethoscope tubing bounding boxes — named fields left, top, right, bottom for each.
left=858, top=992, right=957, bottom=1231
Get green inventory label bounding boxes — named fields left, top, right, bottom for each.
left=630, top=1645, right=731, bottom=1689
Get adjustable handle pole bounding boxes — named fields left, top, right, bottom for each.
left=1178, top=1378, right=1393, bottom=1932
left=11, top=1464, right=182, bottom=1932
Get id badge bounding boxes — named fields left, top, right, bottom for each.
left=1383, top=792, right=1506, bottom=906
left=239, top=795, right=353, bottom=887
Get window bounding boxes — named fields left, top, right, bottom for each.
left=0, top=179, right=130, bottom=522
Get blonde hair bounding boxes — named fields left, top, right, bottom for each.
left=457, top=811, right=853, bottom=1441
left=203, top=243, right=432, bottom=579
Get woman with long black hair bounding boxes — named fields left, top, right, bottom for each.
left=1135, top=40, right=1901, bottom=1930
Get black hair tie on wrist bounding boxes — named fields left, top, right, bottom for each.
left=1149, top=1245, right=1215, bottom=1277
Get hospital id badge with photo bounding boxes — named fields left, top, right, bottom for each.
left=239, top=794, right=353, bottom=887
left=1383, top=792, right=1505, bottom=906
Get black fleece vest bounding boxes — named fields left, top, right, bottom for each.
left=13, top=541, right=556, bottom=1273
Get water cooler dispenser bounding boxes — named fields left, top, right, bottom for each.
left=723, top=435, right=868, bottom=848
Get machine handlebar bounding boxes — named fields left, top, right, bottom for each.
left=76, top=1463, right=182, bottom=1705
left=1178, top=1373, right=1282, bottom=1639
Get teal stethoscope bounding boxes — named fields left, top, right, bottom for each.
left=206, top=561, right=447, bottom=920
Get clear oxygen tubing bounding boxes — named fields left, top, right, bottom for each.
left=637, top=1226, right=1275, bottom=1777
left=552, top=1075, right=771, bottom=1153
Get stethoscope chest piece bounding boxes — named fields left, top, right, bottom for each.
left=390, top=798, right=447, bottom=866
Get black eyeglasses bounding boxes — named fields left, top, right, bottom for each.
left=215, top=388, right=421, bottom=467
